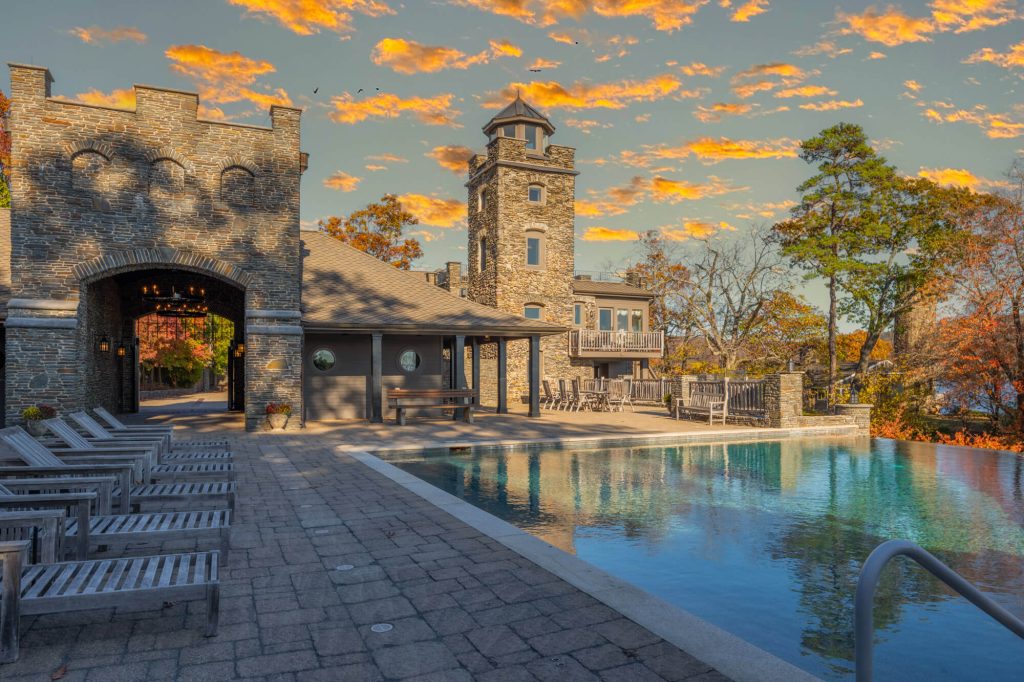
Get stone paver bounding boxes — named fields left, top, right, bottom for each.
left=4, top=405, right=729, bottom=681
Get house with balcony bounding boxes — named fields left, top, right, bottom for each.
left=570, top=276, right=663, bottom=379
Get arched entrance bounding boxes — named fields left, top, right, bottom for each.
left=78, top=259, right=247, bottom=420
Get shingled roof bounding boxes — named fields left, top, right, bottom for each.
left=483, top=95, right=555, bottom=135
left=301, top=231, right=564, bottom=336
left=571, top=279, right=653, bottom=299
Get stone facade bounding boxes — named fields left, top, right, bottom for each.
left=763, top=373, right=805, bottom=428
left=466, top=120, right=590, bottom=403
left=4, top=64, right=304, bottom=430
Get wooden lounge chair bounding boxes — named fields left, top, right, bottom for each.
left=69, top=411, right=170, bottom=456
left=0, top=510, right=67, bottom=564
left=44, top=416, right=164, bottom=460
left=93, top=407, right=228, bottom=450
left=40, top=421, right=233, bottom=481
left=0, top=429, right=235, bottom=514
left=0, top=485, right=230, bottom=563
left=0, top=540, right=219, bottom=663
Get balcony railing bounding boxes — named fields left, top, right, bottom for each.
left=568, top=329, right=664, bottom=357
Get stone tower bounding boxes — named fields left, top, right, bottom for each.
left=466, top=96, right=584, bottom=402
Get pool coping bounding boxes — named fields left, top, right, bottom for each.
left=344, top=426, right=857, bottom=682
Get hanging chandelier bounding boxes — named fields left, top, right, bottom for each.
left=141, top=283, right=209, bottom=318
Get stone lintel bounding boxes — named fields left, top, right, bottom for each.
left=5, top=316, right=78, bottom=329
left=247, top=324, right=303, bottom=336
left=246, top=309, right=302, bottom=320
left=8, top=298, right=80, bottom=312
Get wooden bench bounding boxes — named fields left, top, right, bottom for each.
left=0, top=541, right=219, bottom=662
left=675, top=387, right=728, bottom=425
left=386, top=389, right=478, bottom=426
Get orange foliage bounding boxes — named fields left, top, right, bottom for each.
left=836, top=330, right=892, bottom=363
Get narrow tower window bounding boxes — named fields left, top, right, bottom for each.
left=528, top=184, right=543, bottom=203
left=525, top=230, right=545, bottom=269
left=479, top=236, right=488, bottom=271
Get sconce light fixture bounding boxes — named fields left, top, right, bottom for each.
left=98, top=336, right=111, bottom=353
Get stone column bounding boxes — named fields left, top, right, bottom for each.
left=764, top=372, right=805, bottom=429
left=370, top=332, right=383, bottom=424
left=497, top=338, right=508, bottom=414
left=528, top=335, right=541, bottom=418
left=835, top=403, right=872, bottom=436
left=245, top=310, right=304, bottom=431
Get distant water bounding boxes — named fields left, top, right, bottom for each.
left=385, top=438, right=1024, bottom=680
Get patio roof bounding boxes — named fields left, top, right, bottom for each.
left=571, top=278, right=653, bottom=299
left=300, top=231, right=565, bottom=337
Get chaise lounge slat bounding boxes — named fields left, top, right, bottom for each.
left=64, top=510, right=231, bottom=564
left=115, top=482, right=236, bottom=514
left=69, top=411, right=169, bottom=457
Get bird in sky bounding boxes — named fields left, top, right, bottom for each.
left=313, top=87, right=319, bottom=94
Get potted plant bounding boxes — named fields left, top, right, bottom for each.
left=22, top=404, right=56, bottom=436
left=266, top=403, right=292, bottom=430
left=663, top=392, right=674, bottom=416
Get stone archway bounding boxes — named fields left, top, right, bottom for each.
left=76, top=251, right=249, bottom=418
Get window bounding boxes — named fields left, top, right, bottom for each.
left=528, top=185, right=543, bottom=203
left=501, top=124, right=517, bottom=138
left=631, top=309, right=644, bottom=332
left=525, top=125, right=539, bottom=151
left=598, top=308, right=613, bottom=331
left=312, top=349, right=336, bottom=372
left=617, top=309, right=629, bottom=331
left=478, top=236, right=488, bottom=271
left=526, top=236, right=541, bottom=267
left=398, top=349, right=421, bottom=373
left=574, top=304, right=582, bottom=327
left=477, top=186, right=486, bottom=212
left=524, top=305, right=542, bottom=320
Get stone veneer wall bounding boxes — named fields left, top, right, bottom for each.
left=467, top=136, right=589, bottom=403
left=5, top=65, right=304, bottom=429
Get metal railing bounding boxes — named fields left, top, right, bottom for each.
left=854, top=539, right=1024, bottom=681
left=568, top=330, right=664, bottom=355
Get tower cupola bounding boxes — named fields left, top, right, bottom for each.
left=483, top=95, right=555, bottom=153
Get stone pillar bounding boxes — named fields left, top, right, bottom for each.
left=835, top=403, right=872, bottom=435
left=370, top=332, right=383, bottom=424
left=4, top=299, right=80, bottom=425
left=497, top=338, right=508, bottom=414
left=528, top=335, right=541, bottom=418
left=764, top=372, right=805, bottom=429
left=245, top=311, right=304, bottom=431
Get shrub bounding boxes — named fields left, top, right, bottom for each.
left=21, top=404, right=56, bottom=421
left=266, top=403, right=292, bottom=416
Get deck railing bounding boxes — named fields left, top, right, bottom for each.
left=568, top=330, right=664, bottom=356
left=686, top=379, right=766, bottom=417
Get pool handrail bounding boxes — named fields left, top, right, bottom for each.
left=855, top=539, right=1024, bottom=681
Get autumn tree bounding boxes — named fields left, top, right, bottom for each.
left=623, top=231, right=691, bottom=338
left=0, top=89, right=10, bottom=208
left=774, top=123, right=886, bottom=401
left=319, top=194, right=423, bottom=269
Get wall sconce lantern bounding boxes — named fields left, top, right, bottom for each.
left=98, top=336, right=111, bottom=353
left=236, top=342, right=245, bottom=354
left=116, top=343, right=127, bottom=358
left=233, top=346, right=244, bottom=358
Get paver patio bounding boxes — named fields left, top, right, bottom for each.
left=1, top=398, right=734, bottom=681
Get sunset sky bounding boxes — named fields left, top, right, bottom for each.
left=2, top=0, right=1022, bottom=277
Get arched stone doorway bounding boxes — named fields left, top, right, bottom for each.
left=77, top=251, right=250, bottom=421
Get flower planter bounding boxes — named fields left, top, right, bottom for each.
left=25, top=420, right=47, bottom=437
left=267, top=413, right=289, bottom=430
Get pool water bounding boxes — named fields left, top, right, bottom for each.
left=383, top=437, right=1024, bottom=680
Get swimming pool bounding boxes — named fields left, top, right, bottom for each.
left=382, top=437, right=1024, bottom=680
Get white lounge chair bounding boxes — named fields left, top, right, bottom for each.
left=0, top=540, right=219, bottom=663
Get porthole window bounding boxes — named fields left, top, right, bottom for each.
left=398, top=349, right=421, bottom=373
left=312, top=349, right=336, bottom=371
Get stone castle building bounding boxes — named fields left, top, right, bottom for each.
left=458, top=97, right=662, bottom=402
left=0, top=65, right=559, bottom=428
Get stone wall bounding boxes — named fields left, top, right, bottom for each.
left=763, top=372, right=804, bottom=428
left=5, top=65, right=304, bottom=429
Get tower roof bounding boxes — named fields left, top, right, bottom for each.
left=483, top=95, right=555, bottom=135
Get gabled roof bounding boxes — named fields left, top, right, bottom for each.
left=571, top=279, right=653, bottom=299
left=301, top=231, right=564, bottom=336
left=484, top=96, right=555, bottom=135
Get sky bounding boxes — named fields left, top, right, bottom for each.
left=2, top=0, right=1023, bottom=283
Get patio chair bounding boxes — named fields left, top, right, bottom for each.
left=93, top=407, right=228, bottom=450
left=0, top=510, right=67, bottom=564
left=69, top=410, right=170, bottom=456
left=40, top=421, right=234, bottom=481
left=2, top=427, right=235, bottom=514
left=541, top=379, right=561, bottom=410
left=608, top=380, right=635, bottom=413
left=0, top=482, right=230, bottom=564
left=0, top=539, right=219, bottom=663
left=570, top=379, right=597, bottom=412
left=557, top=379, right=573, bottom=411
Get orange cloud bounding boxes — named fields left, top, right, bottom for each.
left=725, top=200, right=795, bottom=219
left=226, top=0, right=394, bottom=35
left=365, top=164, right=387, bottom=171
left=837, top=6, right=935, bottom=46
left=775, top=85, right=837, bottom=98
left=371, top=37, right=520, bottom=74
left=730, top=0, right=769, bottom=22
left=484, top=74, right=684, bottom=111
left=69, top=26, right=147, bottom=44
left=662, top=220, right=736, bottom=240
left=657, top=137, right=800, bottom=163
left=427, top=145, right=475, bottom=173
left=693, top=102, right=753, bottom=122
left=921, top=104, right=1024, bottom=138
left=165, top=44, right=292, bottom=109
left=70, top=88, right=137, bottom=109
left=409, top=229, right=441, bottom=242
left=681, top=62, right=727, bottom=77
left=581, top=227, right=641, bottom=241
left=528, top=58, right=561, bottom=70
left=365, top=153, right=408, bottom=163
left=731, top=62, right=812, bottom=98
left=398, top=194, right=465, bottom=227
left=650, top=176, right=744, bottom=203
left=330, top=92, right=460, bottom=126
left=453, top=0, right=710, bottom=32
left=964, top=40, right=1024, bottom=71
left=323, top=171, right=361, bottom=191
left=917, top=167, right=1007, bottom=190
left=868, top=51, right=888, bottom=59
left=576, top=176, right=649, bottom=216
left=799, top=98, right=864, bottom=111
left=904, top=79, right=924, bottom=92
left=930, top=0, right=1016, bottom=34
